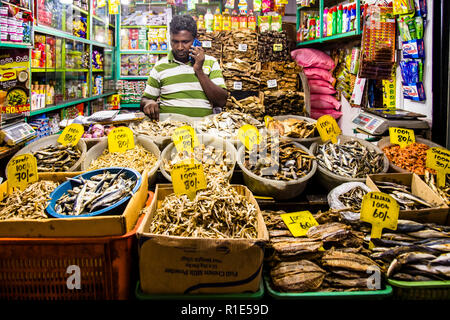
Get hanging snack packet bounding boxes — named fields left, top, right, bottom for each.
left=397, top=17, right=411, bottom=41
left=254, top=0, right=262, bottom=12
left=413, top=0, right=427, bottom=17
left=393, top=0, right=415, bottom=15
left=415, top=16, right=423, bottom=39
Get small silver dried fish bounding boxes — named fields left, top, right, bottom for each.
left=33, top=144, right=82, bottom=172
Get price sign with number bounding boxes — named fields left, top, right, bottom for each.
left=426, top=147, right=450, bottom=187
left=233, top=81, right=243, bottom=90
left=57, top=123, right=84, bottom=146
left=267, top=79, right=277, bottom=88
left=238, top=124, right=260, bottom=150
left=108, top=127, right=135, bottom=153
left=273, top=44, right=283, bottom=52
left=389, top=127, right=415, bottom=148
left=317, top=115, right=342, bottom=143
left=361, top=192, right=399, bottom=248
left=238, top=43, right=248, bottom=52
left=172, top=125, right=199, bottom=153
left=280, top=211, right=319, bottom=237
left=171, top=159, right=207, bottom=201
left=7, top=154, right=38, bottom=193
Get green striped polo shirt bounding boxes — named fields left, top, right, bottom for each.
left=142, top=51, right=226, bottom=117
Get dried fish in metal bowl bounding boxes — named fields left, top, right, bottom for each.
left=33, top=144, right=82, bottom=172
left=149, top=179, right=258, bottom=239
left=0, top=180, right=58, bottom=220
left=53, top=169, right=137, bottom=216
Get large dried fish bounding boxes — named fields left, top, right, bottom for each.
left=321, top=249, right=380, bottom=272
left=0, top=181, right=58, bottom=220
left=33, top=144, right=82, bottom=172
left=270, top=260, right=326, bottom=292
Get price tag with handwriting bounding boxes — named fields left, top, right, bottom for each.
left=238, top=43, right=248, bottom=52
left=317, top=115, right=341, bottom=143
left=108, top=127, right=135, bottom=153
left=273, top=44, right=283, bottom=52
left=280, top=211, right=319, bottom=237
left=389, top=127, right=415, bottom=148
left=172, top=125, right=199, bottom=153
left=426, top=147, right=450, bottom=187
left=171, top=159, right=207, bottom=201
left=361, top=192, right=399, bottom=249
left=57, top=123, right=84, bottom=146
left=7, top=153, right=38, bottom=193
left=267, top=79, right=277, bottom=88
left=238, top=124, right=260, bottom=150
left=233, top=81, right=243, bottom=90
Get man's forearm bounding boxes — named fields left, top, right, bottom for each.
left=195, top=70, right=228, bottom=108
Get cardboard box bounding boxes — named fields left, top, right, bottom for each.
left=137, top=184, right=269, bottom=295
left=366, top=173, right=449, bottom=224
left=0, top=170, right=149, bottom=238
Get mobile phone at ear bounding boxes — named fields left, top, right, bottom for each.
left=189, top=38, right=202, bottom=63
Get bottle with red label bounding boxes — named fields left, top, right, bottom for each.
left=239, top=10, right=248, bottom=30
left=247, top=10, right=256, bottom=31
left=231, top=10, right=240, bottom=31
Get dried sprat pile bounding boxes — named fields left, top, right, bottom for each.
left=33, top=144, right=82, bottom=172
left=130, top=119, right=190, bottom=138
left=244, top=137, right=314, bottom=181
left=88, top=144, right=158, bottom=174
left=316, top=140, right=385, bottom=178
left=338, top=186, right=368, bottom=212
left=149, top=178, right=258, bottom=239
left=264, top=210, right=382, bottom=292
left=0, top=180, right=58, bottom=220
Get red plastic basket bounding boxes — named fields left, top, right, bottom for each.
left=0, top=215, right=143, bottom=300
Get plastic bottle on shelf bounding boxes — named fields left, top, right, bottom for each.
left=197, top=15, right=205, bottom=30
left=342, top=6, right=349, bottom=33
left=239, top=10, right=248, bottom=30
left=326, top=7, right=333, bottom=37
left=350, top=4, right=356, bottom=31
left=30, top=85, right=37, bottom=110
left=331, top=7, right=337, bottom=35
left=315, top=15, right=321, bottom=39
left=213, top=8, right=222, bottom=32
left=247, top=10, right=256, bottom=31
left=323, top=8, right=328, bottom=37
left=231, top=10, right=239, bottom=31
left=337, top=4, right=343, bottom=34
left=308, top=17, right=316, bottom=40
left=38, top=85, right=45, bottom=109
left=205, top=9, right=214, bottom=33
left=45, top=84, right=52, bottom=106
left=222, top=9, right=231, bottom=31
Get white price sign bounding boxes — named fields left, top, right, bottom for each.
left=238, top=43, right=248, bottom=52
left=202, top=40, right=212, bottom=48
left=267, top=79, right=278, bottom=88
left=233, top=82, right=243, bottom=90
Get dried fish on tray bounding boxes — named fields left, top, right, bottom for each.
left=54, top=170, right=136, bottom=216
left=222, top=58, right=261, bottom=92
left=87, top=144, right=159, bottom=174
left=0, top=181, right=58, bottom=220
left=424, top=170, right=450, bottom=206
left=197, top=30, right=223, bottom=60
left=149, top=179, right=258, bottom=239
left=315, top=140, right=386, bottom=178
left=33, top=144, right=82, bottom=172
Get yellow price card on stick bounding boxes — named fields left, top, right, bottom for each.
left=360, top=192, right=399, bottom=249
left=280, top=211, right=319, bottom=237
left=264, top=115, right=273, bottom=128
left=389, top=127, right=415, bottom=148
left=108, top=127, right=135, bottom=153
left=171, top=159, right=207, bottom=201
left=172, top=125, right=199, bottom=154
left=7, top=154, right=38, bottom=193
left=317, top=115, right=341, bottom=144
left=426, top=147, right=450, bottom=187
left=57, top=123, right=84, bottom=146
left=238, top=124, right=260, bottom=150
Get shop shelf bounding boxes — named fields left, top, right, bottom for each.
left=0, top=1, right=31, bottom=12
left=120, top=50, right=168, bottom=54
left=120, top=76, right=149, bottom=80
left=297, top=30, right=361, bottom=46
left=92, top=69, right=104, bottom=72
left=65, top=69, right=89, bottom=72
left=120, top=103, right=141, bottom=108
left=0, top=215, right=143, bottom=300
left=0, top=41, right=32, bottom=48
left=388, top=279, right=450, bottom=300
left=92, top=14, right=108, bottom=23
left=34, top=26, right=91, bottom=44
left=72, top=5, right=89, bottom=15
left=120, top=25, right=167, bottom=28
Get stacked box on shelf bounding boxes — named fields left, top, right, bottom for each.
left=117, top=80, right=146, bottom=104
left=121, top=54, right=158, bottom=77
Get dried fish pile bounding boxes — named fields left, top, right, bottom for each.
left=264, top=210, right=381, bottom=292
left=424, top=170, right=450, bottom=206
left=149, top=178, right=258, bottom=239
left=55, top=170, right=136, bottom=216
left=266, top=118, right=316, bottom=139
left=316, top=140, right=385, bottom=178
left=164, top=144, right=234, bottom=181
left=260, top=61, right=300, bottom=91
left=0, top=180, right=58, bottom=220
left=360, top=220, right=450, bottom=281
left=33, top=144, right=82, bottom=172
left=130, top=119, right=190, bottom=138
left=258, top=31, right=290, bottom=63
left=382, top=143, right=434, bottom=175
left=263, top=90, right=305, bottom=116
left=374, top=180, right=438, bottom=210
left=196, top=110, right=264, bottom=140
left=197, top=31, right=223, bottom=60
left=87, top=144, right=158, bottom=174
left=221, top=30, right=258, bottom=64
left=224, top=95, right=265, bottom=122
left=244, top=137, right=314, bottom=181
left=222, top=58, right=261, bottom=92
left=338, top=186, right=368, bottom=212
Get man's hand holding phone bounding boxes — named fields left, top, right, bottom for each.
left=189, top=39, right=205, bottom=74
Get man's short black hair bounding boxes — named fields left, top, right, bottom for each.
left=170, top=14, right=197, bottom=38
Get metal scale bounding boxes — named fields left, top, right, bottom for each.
left=352, top=108, right=431, bottom=138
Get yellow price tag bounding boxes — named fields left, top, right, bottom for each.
left=317, top=115, right=341, bottom=144
left=172, top=125, right=199, bottom=153
left=171, top=159, right=207, bottom=201
left=389, top=127, right=415, bottom=148
left=280, top=211, right=319, bottom=237
left=57, top=123, right=84, bottom=146
left=273, top=44, right=283, bottom=52
left=108, top=127, right=135, bottom=153
left=7, top=154, right=38, bottom=193
left=238, top=124, right=260, bottom=150
left=360, top=192, right=399, bottom=249
left=426, top=147, right=450, bottom=187
left=264, top=115, right=274, bottom=128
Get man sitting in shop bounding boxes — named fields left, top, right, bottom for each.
left=140, top=14, right=228, bottom=120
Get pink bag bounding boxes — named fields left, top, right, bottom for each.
left=310, top=108, right=343, bottom=120
left=311, top=99, right=340, bottom=110
left=309, top=84, right=336, bottom=95
left=310, top=94, right=341, bottom=109
left=308, top=79, right=335, bottom=90
left=304, top=67, right=335, bottom=84
left=291, top=48, right=335, bottom=70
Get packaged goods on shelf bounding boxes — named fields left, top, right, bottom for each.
left=331, top=47, right=359, bottom=104
left=0, top=4, right=31, bottom=44
left=117, top=80, right=146, bottom=104
left=121, top=9, right=169, bottom=26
